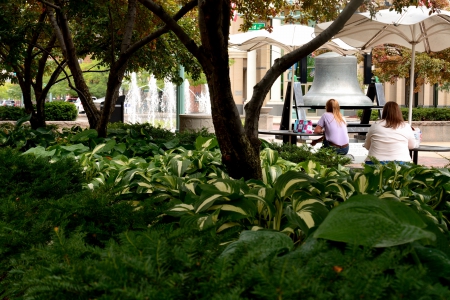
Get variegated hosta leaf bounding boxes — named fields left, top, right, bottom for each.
left=351, top=173, right=371, bottom=194
left=200, top=179, right=242, bottom=195
left=168, top=157, right=192, bottom=177
left=245, top=179, right=267, bottom=189
left=182, top=178, right=204, bottom=195
left=178, top=213, right=216, bottom=230
left=194, top=194, right=223, bottom=213
left=297, top=160, right=323, bottom=176
left=325, top=180, right=355, bottom=201
left=208, top=204, right=248, bottom=216
left=167, top=203, right=195, bottom=217
left=217, top=222, right=241, bottom=233
left=156, top=175, right=179, bottom=190
left=262, top=165, right=283, bottom=185
left=245, top=187, right=276, bottom=217
left=287, top=197, right=329, bottom=234
left=91, top=139, right=116, bottom=157
left=260, top=148, right=279, bottom=166
left=274, top=171, right=317, bottom=199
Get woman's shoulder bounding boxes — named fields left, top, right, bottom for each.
left=372, top=119, right=385, bottom=126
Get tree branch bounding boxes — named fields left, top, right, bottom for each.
left=124, top=0, right=198, bottom=58
left=138, top=0, right=206, bottom=66
left=38, top=0, right=60, bottom=10
left=120, top=0, right=137, bottom=53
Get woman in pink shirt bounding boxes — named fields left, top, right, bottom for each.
left=313, top=99, right=349, bottom=155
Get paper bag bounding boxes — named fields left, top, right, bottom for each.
left=302, top=120, right=313, bottom=134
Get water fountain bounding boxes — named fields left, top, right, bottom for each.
left=124, top=72, right=177, bottom=131
left=179, top=81, right=214, bottom=133
left=123, top=72, right=214, bottom=132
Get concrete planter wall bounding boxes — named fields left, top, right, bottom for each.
left=411, top=121, right=450, bottom=142
left=178, top=107, right=275, bottom=133
left=179, top=114, right=214, bottom=133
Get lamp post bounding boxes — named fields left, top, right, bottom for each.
left=176, top=65, right=185, bottom=132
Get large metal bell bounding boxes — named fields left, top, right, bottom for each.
left=303, top=52, right=373, bottom=106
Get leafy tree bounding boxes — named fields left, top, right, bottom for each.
left=39, top=0, right=202, bottom=135
left=0, top=0, right=68, bottom=127
left=372, top=44, right=450, bottom=93
left=136, top=0, right=443, bottom=180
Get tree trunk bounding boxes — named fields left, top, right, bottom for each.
left=47, top=2, right=100, bottom=129
left=96, top=64, right=127, bottom=137
left=197, top=0, right=262, bottom=180
left=96, top=0, right=137, bottom=137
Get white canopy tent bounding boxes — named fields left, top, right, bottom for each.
left=315, top=6, right=450, bottom=124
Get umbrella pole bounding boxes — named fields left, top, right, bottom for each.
left=288, top=66, right=295, bottom=132
left=408, top=43, right=416, bottom=125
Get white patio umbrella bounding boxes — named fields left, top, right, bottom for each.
left=315, top=6, right=450, bottom=124
left=229, top=24, right=357, bottom=54
left=229, top=24, right=357, bottom=131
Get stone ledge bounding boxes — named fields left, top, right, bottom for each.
left=0, top=120, right=90, bottom=129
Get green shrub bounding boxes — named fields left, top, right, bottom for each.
left=357, top=107, right=450, bottom=121
left=264, top=142, right=352, bottom=166
left=0, top=147, right=84, bottom=200
left=0, top=106, right=28, bottom=120
left=45, top=101, right=78, bottom=121
left=0, top=102, right=77, bottom=121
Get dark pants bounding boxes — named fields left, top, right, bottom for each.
left=365, top=161, right=407, bottom=165
left=322, top=140, right=349, bottom=155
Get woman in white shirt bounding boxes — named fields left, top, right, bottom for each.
left=364, top=101, right=416, bottom=164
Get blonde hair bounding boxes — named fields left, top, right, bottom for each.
left=325, top=99, right=345, bottom=125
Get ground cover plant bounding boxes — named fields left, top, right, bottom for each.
left=1, top=123, right=450, bottom=299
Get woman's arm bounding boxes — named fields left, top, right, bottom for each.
left=314, top=125, right=324, bottom=134
left=363, top=128, right=373, bottom=150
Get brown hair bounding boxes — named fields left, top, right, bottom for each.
left=381, top=101, right=404, bottom=129
left=325, top=99, right=345, bottom=125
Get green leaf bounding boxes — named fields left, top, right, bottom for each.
left=163, top=138, right=180, bottom=149
left=59, top=144, right=90, bottom=154
left=70, top=129, right=98, bottom=142
left=313, top=194, right=436, bottom=247
left=15, top=113, right=31, bottom=128
left=219, top=230, right=293, bottom=261
left=91, top=139, right=117, bottom=156
left=414, top=244, right=450, bottom=280
left=195, top=136, right=218, bottom=150
left=22, top=146, right=55, bottom=158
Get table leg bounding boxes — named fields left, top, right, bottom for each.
left=413, top=150, right=418, bottom=164
left=289, top=135, right=297, bottom=145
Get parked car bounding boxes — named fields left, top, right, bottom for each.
left=2, top=100, right=16, bottom=107
left=75, top=97, right=97, bottom=114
